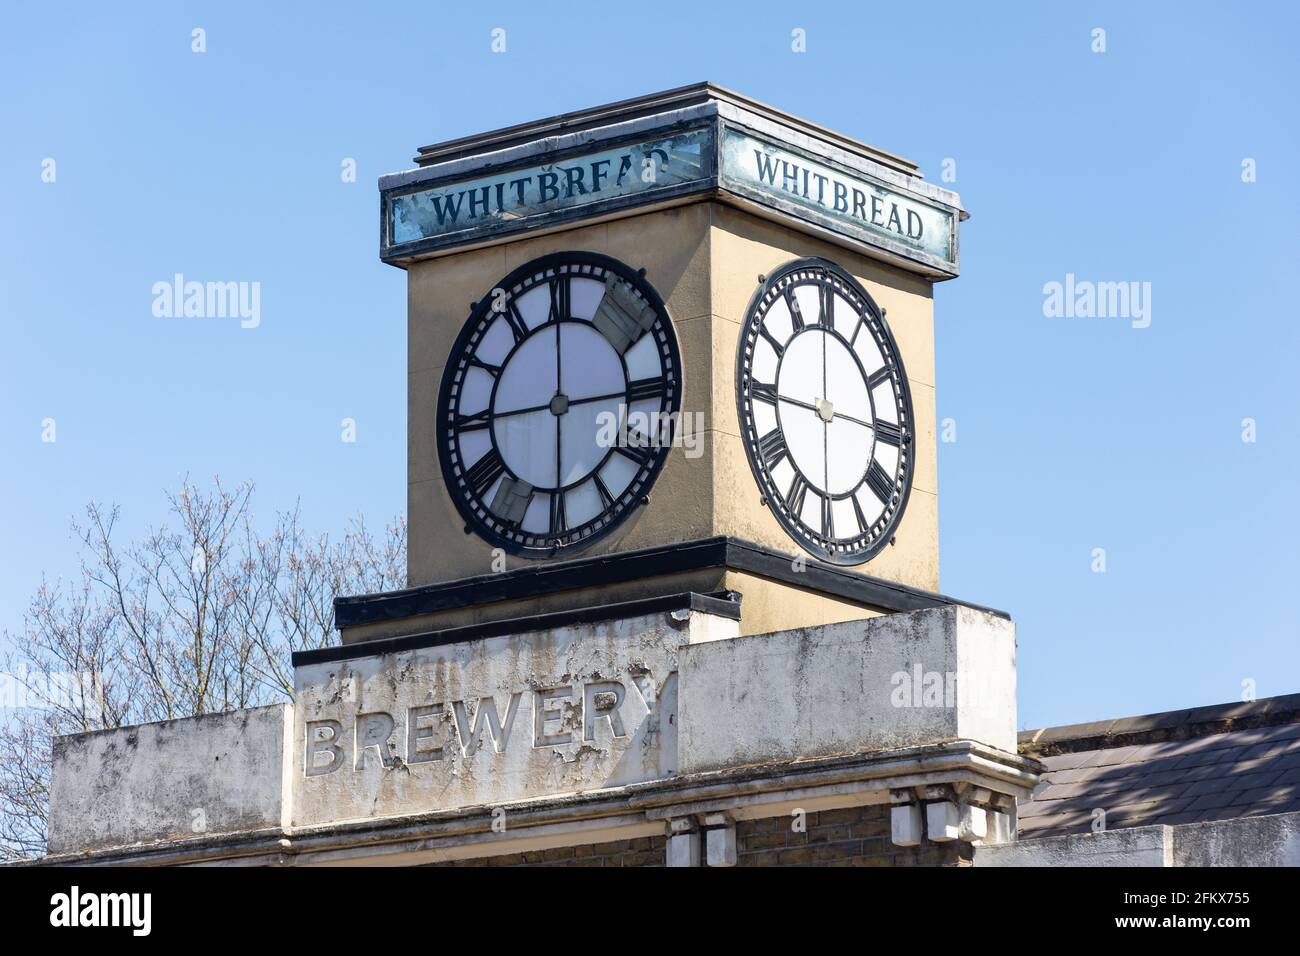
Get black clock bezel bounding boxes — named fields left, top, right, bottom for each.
left=735, top=256, right=915, bottom=566
left=437, top=251, right=682, bottom=559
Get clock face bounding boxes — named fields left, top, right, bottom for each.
left=437, top=252, right=681, bottom=557
left=736, top=258, right=914, bottom=565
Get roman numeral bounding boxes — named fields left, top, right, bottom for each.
left=548, top=276, right=570, bottom=324
left=594, top=474, right=615, bottom=509
left=759, top=323, right=786, bottom=358
left=549, top=491, right=567, bottom=534
left=818, top=284, right=834, bottom=328
left=454, top=409, right=493, bottom=432
left=758, top=428, right=787, bottom=468
left=786, top=473, right=809, bottom=517
left=751, top=381, right=779, bottom=405
left=627, top=378, right=665, bottom=402
left=866, top=461, right=896, bottom=505
left=785, top=288, right=805, bottom=331
left=503, top=303, right=529, bottom=343
left=464, top=449, right=506, bottom=498
left=866, top=365, right=894, bottom=390
left=488, top=476, right=533, bottom=526
left=851, top=493, right=869, bottom=533
left=592, top=276, right=657, bottom=354
left=821, top=494, right=834, bottom=539
left=469, top=357, right=502, bottom=378
left=873, top=420, right=905, bottom=447
left=617, top=430, right=655, bottom=467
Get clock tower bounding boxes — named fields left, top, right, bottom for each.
left=43, top=84, right=1038, bottom=868
left=340, top=82, right=979, bottom=645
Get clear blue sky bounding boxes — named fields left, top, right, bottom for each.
left=3, top=2, right=1297, bottom=730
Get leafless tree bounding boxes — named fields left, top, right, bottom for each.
left=0, top=478, right=405, bottom=860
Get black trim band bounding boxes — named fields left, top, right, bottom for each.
left=298, top=590, right=741, bottom=667
left=332, top=535, right=1008, bottom=630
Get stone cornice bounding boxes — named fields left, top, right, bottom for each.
left=24, top=741, right=1040, bottom=867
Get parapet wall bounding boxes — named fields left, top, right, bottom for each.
left=48, top=704, right=291, bottom=856
left=42, top=603, right=1032, bottom=865
left=974, top=812, right=1300, bottom=867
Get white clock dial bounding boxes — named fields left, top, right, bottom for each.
left=736, top=258, right=914, bottom=565
left=438, top=252, right=680, bottom=556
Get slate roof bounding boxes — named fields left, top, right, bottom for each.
left=1017, top=693, right=1300, bottom=839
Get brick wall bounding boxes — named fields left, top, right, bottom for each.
left=734, top=804, right=970, bottom=866
left=440, top=805, right=970, bottom=866
left=443, top=835, right=666, bottom=867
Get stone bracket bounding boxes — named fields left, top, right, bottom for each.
left=888, top=785, right=1014, bottom=849
left=664, top=811, right=737, bottom=867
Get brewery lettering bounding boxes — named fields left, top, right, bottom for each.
left=304, top=671, right=673, bottom=774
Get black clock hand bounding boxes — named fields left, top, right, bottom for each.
left=822, top=313, right=829, bottom=493
left=774, top=393, right=872, bottom=429
left=554, top=323, right=562, bottom=490
left=493, top=389, right=629, bottom=420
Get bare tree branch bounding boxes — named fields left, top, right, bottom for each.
left=0, top=479, right=405, bottom=858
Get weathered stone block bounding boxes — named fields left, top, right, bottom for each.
left=48, top=704, right=291, bottom=855
left=891, top=804, right=923, bottom=846
left=667, top=831, right=700, bottom=867
left=926, top=801, right=961, bottom=842
left=677, top=605, right=1017, bottom=774
left=293, top=608, right=735, bottom=826
left=974, top=824, right=1173, bottom=867
left=959, top=804, right=988, bottom=842
left=706, top=825, right=738, bottom=867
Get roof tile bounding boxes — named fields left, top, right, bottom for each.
left=1080, top=745, right=1143, bottom=768
left=1186, top=792, right=1239, bottom=812
left=1019, top=709, right=1300, bottom=839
